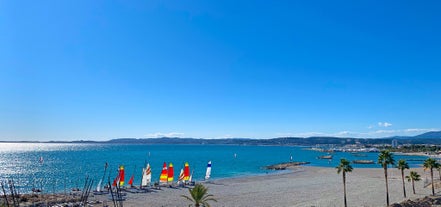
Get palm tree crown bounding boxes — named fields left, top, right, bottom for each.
left=182, top=183, right=217, bottom=207
left=397, top=159, right=409, bottom=171
left=406, top=171, right=421, bottom=182
left=378, top=150, right=395, bottom=167
left=337, top=158, right=353, bottom=174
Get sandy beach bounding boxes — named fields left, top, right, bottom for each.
left=88, top=166, right=436, bottom=207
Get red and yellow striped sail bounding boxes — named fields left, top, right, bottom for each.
left=167, top=163, right=174, bottom=182
left=184, top=162, right=190, bottom=181
left=118, top=165, right=125, bottom=186
left=159, top=162, right=168, bottom=183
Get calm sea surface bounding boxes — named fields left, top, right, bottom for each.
left=0, top=143, right=427, bottom=193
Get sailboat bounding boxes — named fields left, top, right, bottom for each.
left=184, top=162, right=190, bottom=184
left=94, top=162, right=108, bottom=195
left=128, top=171, right=134, bottom=187
left=112, top=165, right=125, bottom=187
left=118, top=165, right=125, bottom=186
left=159, top=162, right=168, bottom=184
left=141, top=163, right=151, bottom=187
left=167, top=163, right=174, bottom=183
left=205, top=161, right=212, bottom=180
left=178, top=168, right=184, bottom=186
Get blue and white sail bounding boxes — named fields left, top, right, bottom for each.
left=205, top=161, right=212, bottom=180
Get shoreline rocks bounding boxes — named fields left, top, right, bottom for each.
left=265, top=161, right=310, bottom=170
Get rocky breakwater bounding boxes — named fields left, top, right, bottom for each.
left=265, top=161, right=310, bottom=170
left=390, top=196, right=441, bottom=207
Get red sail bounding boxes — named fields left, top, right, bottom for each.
left=167, top=163, right=174, bottom=182
left=159, top=162, right=168, bottom=183
left=184, top=162, right=190, bottom=181
left=128, top=175, right=134, bottom=186
left=119, top=166, right=125, bottom=186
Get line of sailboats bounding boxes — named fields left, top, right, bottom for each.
left=94, top=160, right=212, bottom=195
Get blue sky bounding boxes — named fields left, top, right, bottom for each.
left=1, top=1, right=440, bottom=141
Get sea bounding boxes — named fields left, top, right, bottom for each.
left=0, top=143, right=428, bottom=194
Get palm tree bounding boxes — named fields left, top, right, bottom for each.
left=406, top=171, right=421, bottom=194
left=336, top=158, right=353, bottom=207
left=397, top=159, right=409, bottom=198
left=181, top=183, right=217, bottom=207
left=423, top=158, right=440, bottom=196
left=378, top=150, right=395, bottom=206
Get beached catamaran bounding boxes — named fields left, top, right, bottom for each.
left=159, top=162, right=168, bottom=184
left=141, top=163, right=151, bottom=187
left=167, top=163, right=174, bottom=183
left=184, top=162, right=190, bottom=183
left=178, top=168, right=185, bottom=185
left=94, top=162, right=108, bottom=195
left=205, top=161, right=212, bottom=180
left=112, top=166, right=125, bottom=187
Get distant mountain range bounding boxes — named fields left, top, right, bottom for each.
left=103, top=131, right=441, bottom=146
left=3, top=131, right=441, bottom=145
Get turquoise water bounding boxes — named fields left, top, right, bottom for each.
left=0, top=143, right=427, bottom=193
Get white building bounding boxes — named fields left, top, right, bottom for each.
left=392, top=139, right=398, bottom=148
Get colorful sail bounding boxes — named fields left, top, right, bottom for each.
left=141, top=163, right=151, bottom=186
left=118, top=165, right=125, bottom=186
left=167, top=163, right=174, bottom=182
left=112, top=176, right=118, bottom=187
left=178, top=168, right=184, bottom=183
left=205, top=161, right=212, bottom=180
left=128, top=174, right=134, bottom=186
left=159, top=162, right=168, bottom=183
left=184, top=162, right=190, bottom=181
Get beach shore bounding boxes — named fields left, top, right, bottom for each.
left=88, top=166, right=435, bottom=207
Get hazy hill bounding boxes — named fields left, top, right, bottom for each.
left=105, top=131, right=441, bottom=146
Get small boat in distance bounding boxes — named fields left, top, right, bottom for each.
left=317, top=155, right=333, bottom=159
left=352, top=160, right=375, bottom=164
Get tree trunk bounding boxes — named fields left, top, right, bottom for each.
left=431, top=169, right=435, bottom=196
left=343, top=172, right=347, bottom=207
left=401, top=170, right=406, bottom=198
left=412, top=179, right=415, bottom=194
left=384, top=165, right=390, bottom=206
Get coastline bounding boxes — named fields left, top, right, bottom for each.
left=9, top=166, right=439, bottom=207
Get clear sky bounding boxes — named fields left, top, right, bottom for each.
left=1, top=1, right=440, bottom=141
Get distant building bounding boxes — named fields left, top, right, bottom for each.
left=392, top=139, right=398, bottom=148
